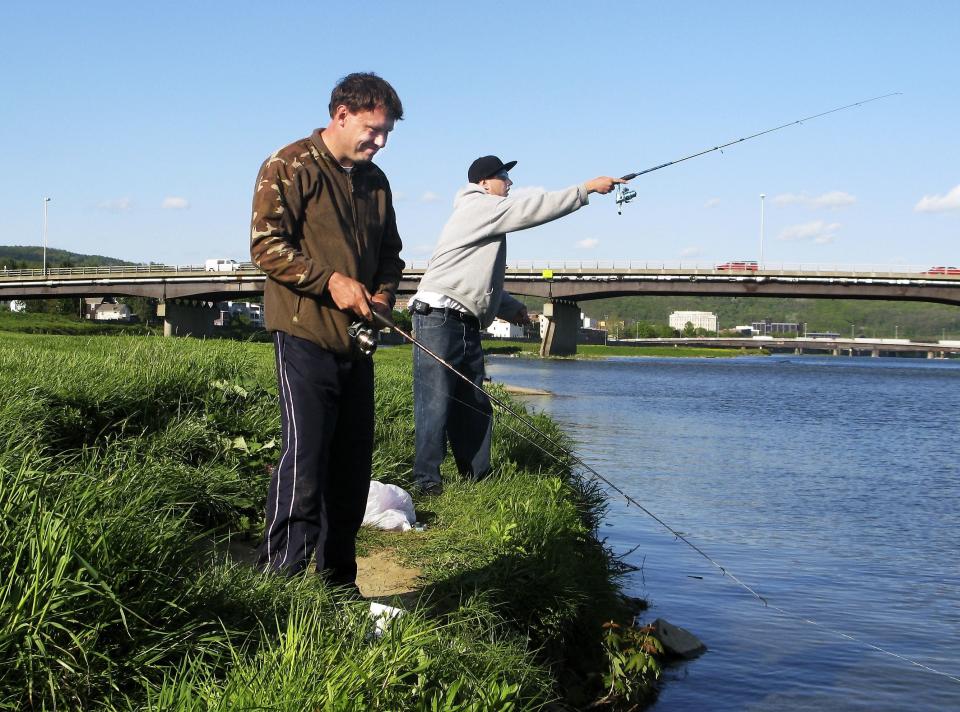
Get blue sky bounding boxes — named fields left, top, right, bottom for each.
left=1, top=1, right=957, bottom=269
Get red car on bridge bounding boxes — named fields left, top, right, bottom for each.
left=924, top=266, right=960, bottom=275
left=716, top=260, right=759, bottom=271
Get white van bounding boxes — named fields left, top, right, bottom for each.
left=205, top=258, right=239, bottom=272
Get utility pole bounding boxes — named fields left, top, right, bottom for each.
left=759, top=193, right=766, bottom=269
left=42, top=197, right=51, bottom=275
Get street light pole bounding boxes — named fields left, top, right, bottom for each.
left=894, top=324, right=898, bottom=339
left=759, top=193, right=766, bottom=269
left=42, top=197, right=51, bottom=275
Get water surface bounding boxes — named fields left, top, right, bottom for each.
left=486, top=354, right=960, bottom=711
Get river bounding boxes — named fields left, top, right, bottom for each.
left=485, top=354, right=959, bottom=711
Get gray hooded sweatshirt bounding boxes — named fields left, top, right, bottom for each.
left=417, top=183, right=589, bottom=328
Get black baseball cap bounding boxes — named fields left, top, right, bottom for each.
left=468, top=155, right=518, bottom=183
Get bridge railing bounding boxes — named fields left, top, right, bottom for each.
left=0, top=262, right=259, bottom=278
left=405, top=260, right=936, bottom=275
left=0, top=260, right=949, bottom=278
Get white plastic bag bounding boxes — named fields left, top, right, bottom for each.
left=362, top=480, right=415, bottom=532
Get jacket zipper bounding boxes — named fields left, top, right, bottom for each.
left=347, top=173, right=363, bottom=255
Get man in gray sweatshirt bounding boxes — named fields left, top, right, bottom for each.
left=409, top=155, right=623, bottom=495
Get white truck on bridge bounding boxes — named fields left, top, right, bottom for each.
left=205, top=258, right=239, bottom=272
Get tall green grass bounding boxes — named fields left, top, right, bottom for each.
left=0, top=335, right=657, bottom=709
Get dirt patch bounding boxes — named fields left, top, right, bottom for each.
left=213, top=537, right=423, bottom=602
left=357, top=549, right=423, bottom=599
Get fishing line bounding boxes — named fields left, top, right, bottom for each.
left=613, top=92, right=901, bottom=212
left=373, top=312, right=960, bottom=685
left=620, top=92, right=902, bottom=181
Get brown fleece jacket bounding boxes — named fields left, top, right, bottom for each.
left=250, top=129, right=404, bottom=355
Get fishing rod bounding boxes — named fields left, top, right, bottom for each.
left=367, top=310, right=960, bottom=686
left=613, top=92, right=902, bottom=214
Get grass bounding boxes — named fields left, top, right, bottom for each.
left=0, top=311, right=158, bottom=336
left=0, top=334, right=660, bottom=710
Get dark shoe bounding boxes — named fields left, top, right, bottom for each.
left=412, top=481, right=444, bottom=497
left=330, top=581, right=365, bottom=602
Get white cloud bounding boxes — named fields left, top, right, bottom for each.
left=680, top=246, right=702, bottom=258
left=420, top=191, right=441, bottom=203
left=704, top=198, right=721, bottom=208
left=162, top=196, right=190, bottom=210
left=392, top=191, right=408, bottom=202
left=773, top=194, right=803, bottom=206
left=98, top=197, right=132, bottom=212
left=576, top=238, right=599, bottom=249
left=773, top=191, right=856, bottom=208
left=914, top=184, right=960, bottom=213
left=813, top=191, right=856, bottom=208
left=778, top=220, right=841, bottom=243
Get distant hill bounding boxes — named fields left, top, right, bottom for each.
left=0, top=245, right=134, bottom=269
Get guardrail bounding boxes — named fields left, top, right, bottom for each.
left=1, top=261, right=954, bottom=278
left=0, top=263, right=259, bottom=277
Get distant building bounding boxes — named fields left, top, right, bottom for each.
left=485, top=318, right=524, bottom=339
left=752, top=319, right=805, bottom=336
left=669, top=310, right=717, bottom=332
left=93, top=302, right=134, bottom=321
left=216, top=301, right=264, bottom=327
left=4, top=300, right=26, bottom=313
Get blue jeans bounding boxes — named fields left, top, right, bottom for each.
left=412, top=311, right=492, bottom=488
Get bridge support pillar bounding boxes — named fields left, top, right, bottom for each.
left=871, top=348, right=880, bottom=357
left=794, top=347, right=803, bottom=355
left=540, top=299, right=579, bottom=357
left=158, top=300, right=218, bottom=337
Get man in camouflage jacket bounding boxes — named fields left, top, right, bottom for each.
left=250, top=72, right=404, bottom=586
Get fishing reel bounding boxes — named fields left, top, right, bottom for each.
left=347, top=320, right=378, bottom=357
left=615, top=183, right=637, bottom=215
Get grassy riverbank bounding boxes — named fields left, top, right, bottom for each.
left=0, top=333, right=660, bottom=710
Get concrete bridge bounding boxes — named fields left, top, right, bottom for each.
left=3, top=261, right=959, bottom=350
left=607, top=336, right=960, bottom=359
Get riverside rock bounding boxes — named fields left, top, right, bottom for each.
left=652, top=618, right=706, bottom=659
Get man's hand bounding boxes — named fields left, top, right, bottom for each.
left=509, top=306, right=531, bottom=326
left=327, top=272, right=373, bottom=321
left=370, top=293, right=393, bottom=326
left=585, top=176, right=627, bottom=195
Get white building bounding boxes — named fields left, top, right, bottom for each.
left=94, top=303, right=134, bottom=321
left=223, top=301, right=264, bottom=327
left=669, top=310, right=717, bottom=332
left=4, top=300, right=26, bottom=313
left=485, top=318, right=525, bottom=339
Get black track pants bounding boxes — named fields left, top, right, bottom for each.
left=258, top=331, right=374, bottom=582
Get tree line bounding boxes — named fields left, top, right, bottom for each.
left=519, top=294, right=960, bottom=341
